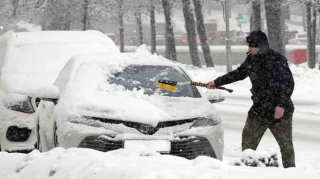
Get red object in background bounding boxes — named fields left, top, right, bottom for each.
left=182, top=38, right=187, bottom=44
left=291, top=50, right=307, bottom=64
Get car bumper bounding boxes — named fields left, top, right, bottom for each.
left=59, top=120, right=224, bottom=160
left=0, top=107, right=36, bottom=152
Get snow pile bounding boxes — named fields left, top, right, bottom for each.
left=237, top=149, right=279, bottom=167
left=0, top=147, right=318, bottom=179
left=192, top=156, right=224, bottom=170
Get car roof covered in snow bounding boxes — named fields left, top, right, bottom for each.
left=0, top=30, right=113, bottom=46
left=0, top=30, right=120, bottom=96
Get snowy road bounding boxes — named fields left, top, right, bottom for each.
left=217, top=93, right=320, bottom=171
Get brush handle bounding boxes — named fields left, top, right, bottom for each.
left=216, top=86, right=233, bottom=93
left=190, top=81, right=207, bottom=87
left=190, top=82, right=233, bottom=93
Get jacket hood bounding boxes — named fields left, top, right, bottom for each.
left=247, top=30, right=269, bottom=48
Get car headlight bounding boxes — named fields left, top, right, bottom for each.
left=190, top=116, right=220, bottom=128
left=3, top=93, right=35, bottom=113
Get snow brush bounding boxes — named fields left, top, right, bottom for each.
left=156, top=80, right=233, bottom=93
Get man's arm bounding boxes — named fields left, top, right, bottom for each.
left=209, top=58, right=250, bottom=88
left=274, top=56, right=294, bottom=108
left=273, top=55, right=294, bottom=119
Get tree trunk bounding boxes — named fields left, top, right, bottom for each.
left=150, top=1, right=156, bottom=54
left=162, top=0, right=177, bottom=61
left=308, top=3, right=316, bottom=69
left=135, top=10, right=144, bottom=46
left=182, top=0, right=201, bottom=67
left=265, top=0, right=285, bottom=55
left=193, top=0, right=213, bottom=67
left=318, top=4, right=320, bottom=70
left=302, top=4, right=307, bottom=32
left=312, top=5, right=317, bottom=66
left=306, top=2, right=314, bottom=69
left=12, top=0, right=19, bottom=18
left=118, top=0, right=125, bottom=52
left=280, top=1, right=286, bottom=55
left=251, top=0, right=261, bottom=31
left=64, top=14, right=71, bottom=30
left=82, top=0, right=89, bottom=31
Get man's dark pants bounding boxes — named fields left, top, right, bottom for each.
left=242, top=116, right=295, bottom=168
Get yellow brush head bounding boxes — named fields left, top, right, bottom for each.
left=156, top=82, right=178, bottom=91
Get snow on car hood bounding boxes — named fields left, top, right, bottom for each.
left=53, top=45, right=219, bottom=126
left=62, top=90, right=218, bottom=127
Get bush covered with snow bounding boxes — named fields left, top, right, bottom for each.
left=240, top=149, right=279, bottom=167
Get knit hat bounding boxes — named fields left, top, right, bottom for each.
left=246, top=30, right=269, bottom=48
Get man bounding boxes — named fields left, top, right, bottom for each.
left=207, top=30, right=295, bottom=168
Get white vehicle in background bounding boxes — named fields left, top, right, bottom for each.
left=0, top=30, right=120, bottom=152
left=288, top=32, right=307, bottom=45
left=35, top=49, right=225, bottom=160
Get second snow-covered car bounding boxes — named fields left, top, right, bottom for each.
left=0, top=30, right=119, bottom=153
left=35, top=49, right=224, bottom=160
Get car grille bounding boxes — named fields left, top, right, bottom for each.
left=89, top=117, right=198, bottom=135
left=169, top=136, right=216, bottom=159
left=78, top=136, right=123, bottom=152
left=78, top=136, right=216, bottom=159
left=5, top=149, right=34, bottom=154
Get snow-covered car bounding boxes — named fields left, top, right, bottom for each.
left=0, top=30, right=120, bottom=153
left=35, top=48, right=225, bottom=160
left=288, top=32, right=307, bottom=45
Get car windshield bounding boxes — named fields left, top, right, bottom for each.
left=109, top=65, right=201, bottom=98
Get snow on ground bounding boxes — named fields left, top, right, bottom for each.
left=0, top=47, right=320, bottom=179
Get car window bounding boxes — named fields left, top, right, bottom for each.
left=297, top=34, right=307, bottom=38
left=109, top=65, right=201, bottom=98
left=236, top=31, right=245, bottom=37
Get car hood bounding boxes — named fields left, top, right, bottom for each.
left=62, top=91, right=218, bottom=126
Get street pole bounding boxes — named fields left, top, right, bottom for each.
left=224, top=0, right=232, bottom=72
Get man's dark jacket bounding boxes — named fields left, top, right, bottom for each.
left=214, top=48, right=294, bottom=122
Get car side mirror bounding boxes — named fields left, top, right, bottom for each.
left=3, top=93, right=35, bottom=113
left=36, top=85, right=60, bottom=104
left=205, top=90, right=225, bottom=103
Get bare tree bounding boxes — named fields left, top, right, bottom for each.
left=182, top=0, right=200, bottom=67
left=150, top=0, right=156, bottom=54
left=118, top=0, right=125, bottom=52
left=193, top=0, right=214, bottom=67
left=318, top=2, right=320, bottom=70
left=306, top=1, right=316, bottom=69
left=82, top=0, right=89, bottom=30
left=265, top=0, right=285, bottom=55
left=312, top=2, right=317, bottom=69
left=26, top=0, right=86, bottom=31
left=286, top=0, right=320, bottom=69
left=12, top=0, right=20, bottom=18
left=250, top=0, right=261, bottom=31
left=135, top=9, right=143, bottom=46
left=162, top=0, right=177, bottom=61
left=0, top=0, right=14, bottom=21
